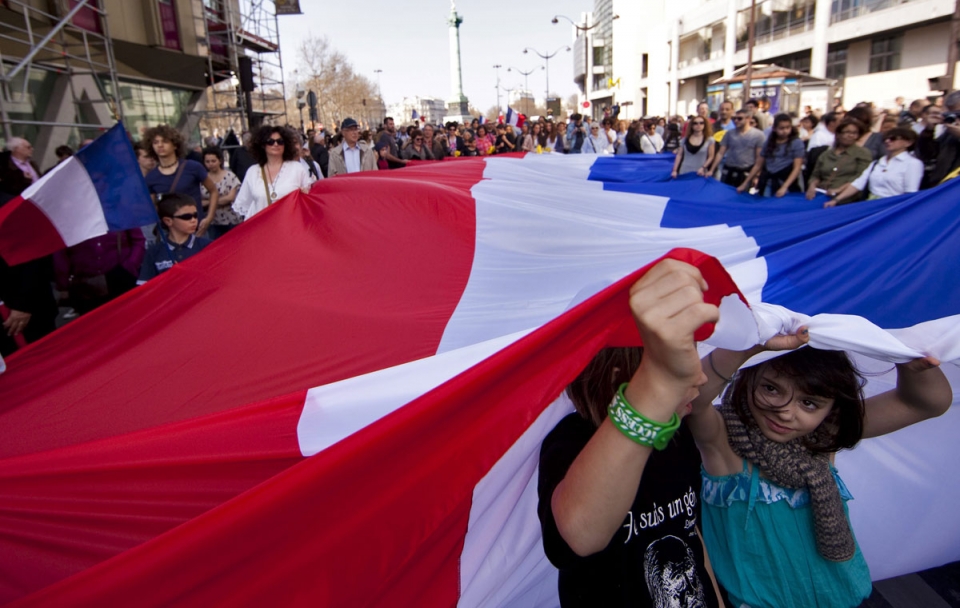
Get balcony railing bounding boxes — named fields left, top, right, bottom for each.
left=830, top=0, right=917, bottom=24
left=736, top=1, right=816, bottom=51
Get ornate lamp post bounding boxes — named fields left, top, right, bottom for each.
left=523, top=45, right=570, bottom=105
left=552, top=14, right=618, bottom=105
left=508, top=65, right=542, bottom=115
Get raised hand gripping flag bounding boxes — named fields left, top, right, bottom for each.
left=0, top=123, right=156, bottom=266
left=0, top=154, right=957, bottom=606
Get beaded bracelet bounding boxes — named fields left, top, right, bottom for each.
left=607, top=383, right=681, bottom=451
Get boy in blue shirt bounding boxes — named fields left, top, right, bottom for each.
left=138, top=193, right=212, bottom=284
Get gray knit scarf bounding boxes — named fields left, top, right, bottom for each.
left=720, top=390, right=856, bottom=562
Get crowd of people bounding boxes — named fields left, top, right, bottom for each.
left=2, top=88, right=959, bottom=356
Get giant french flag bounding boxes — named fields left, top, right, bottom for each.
left=0, top=123, right=156, bottom=266
left=0, top=154, right=957, bottom=606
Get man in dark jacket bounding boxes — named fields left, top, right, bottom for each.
left=310, top=132, right=330, bottom=178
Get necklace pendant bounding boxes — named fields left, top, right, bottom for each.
left=270, top=191, right=277, bottom=200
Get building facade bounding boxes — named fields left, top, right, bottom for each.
left=387, top=97, right=448, bottom=127
left=569, top=0, right=959, bottom=120
left=0, top=0, right=284, bottom=169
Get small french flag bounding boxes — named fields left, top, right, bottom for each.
left=0, top=123, right=156, bottom=266
left=478, top=115, right=486, bottom=126
left=412, top=109, right=420, bottom=121
left=505, top=107, right=525, bottom=129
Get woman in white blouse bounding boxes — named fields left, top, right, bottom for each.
left=233, top=126, right=313, bottom=219
left=639, top=119, right=665, bottom=154
left=825, top=127, right=923, bottom=207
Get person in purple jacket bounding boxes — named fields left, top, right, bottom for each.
left=54, top=230, right=145, bottom=315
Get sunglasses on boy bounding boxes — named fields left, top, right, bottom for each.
left=173, top=212, right=199, bottom=220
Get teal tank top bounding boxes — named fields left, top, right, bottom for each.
left=701, top=461, right=872, bottom=608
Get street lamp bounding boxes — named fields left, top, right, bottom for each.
left=523, top=45, right=570, bottom=105
left=493, top=64, right=502, bottom=112
left=295, top=70, right=306, bottom=134
left=552, top=14, right=619, bottom=105
left=373, top=69, right=384, bottom=124
left=507, top=65, right=542, bottom=115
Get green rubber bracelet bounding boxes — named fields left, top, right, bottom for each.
left=607, top=383, right=681, bottom=451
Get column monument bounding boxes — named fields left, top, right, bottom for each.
left=446, top=1, right=472, bottom=124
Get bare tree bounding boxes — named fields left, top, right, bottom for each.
left=295, top=36, right=379, bottom=131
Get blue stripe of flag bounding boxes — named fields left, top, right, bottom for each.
left=73, top=123, right=157, bottom=232
left=589, top=156, right=960, bottom=328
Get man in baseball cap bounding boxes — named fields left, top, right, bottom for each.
left=328, top=118, right=379, bottom=177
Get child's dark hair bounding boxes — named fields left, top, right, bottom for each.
left=566, top=347, right=643, bottom=428
left=728, top=347, right=866, bottom=453
left=157, top=192, right=197, bottom=219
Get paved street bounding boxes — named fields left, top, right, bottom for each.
left=865, top=561, right=960, bottom=608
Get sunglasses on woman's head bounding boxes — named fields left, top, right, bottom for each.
left=265, top=138, right=284, bottom=146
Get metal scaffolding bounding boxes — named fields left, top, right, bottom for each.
left=0, top=0, right=123, bottom=142
left=195, top=0, right=288, bottom=139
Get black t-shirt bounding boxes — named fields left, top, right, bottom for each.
left=538, top=413, right=720, bottom=608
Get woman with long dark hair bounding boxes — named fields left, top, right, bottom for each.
left=625, top=121, right=644, bottom=154
left=233, top=126, right=312, bottom=219
left=672, top=116, right=715, bottom=177
left=544, top=121, right=565, bottom=153
left=737, top=113, right=804, bottom=197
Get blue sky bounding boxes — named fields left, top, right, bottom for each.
left=277, top=0, right=593, bottom=112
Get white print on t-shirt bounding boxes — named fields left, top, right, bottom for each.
left=644, top=535, right=707, bottom=608
left=623, top=486, right=698, bottom=544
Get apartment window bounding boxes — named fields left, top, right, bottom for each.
left=869, top=35, right=901, bottom=73
left=642, top=54, right=649, bottom=79
left=157, top=0, right=182, bottom=51
left=826, top=47, right=847, bottom=80
left=593, top=47, right=605, bottom=67
left=641, top=88, right=648, bottom=117
left=592, top=74, right=607, bottom=91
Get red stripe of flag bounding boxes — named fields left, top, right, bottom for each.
left=0, top=164, right=483, bottom=601
left=10, top=249, right=739, bottom=606
left=0, top=196, right=67, bottom=266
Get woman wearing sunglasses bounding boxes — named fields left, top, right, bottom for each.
left=672, top=117, right=715, bottom=178
left=401, top=129, right=433, bottom=161
left=233, top=126, right=313, bottom=220
left=824, top=127, right=922, bottom=207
